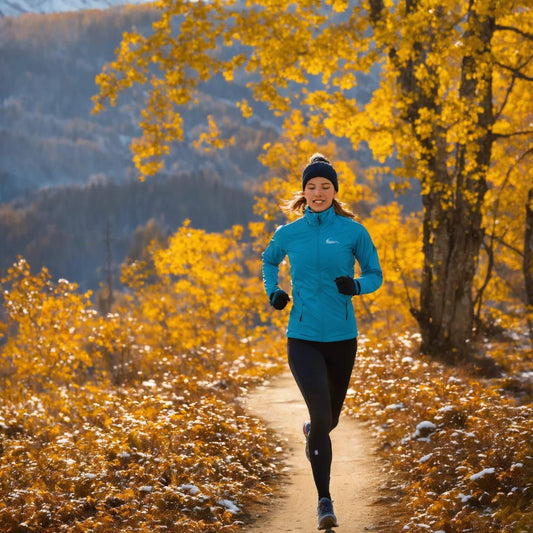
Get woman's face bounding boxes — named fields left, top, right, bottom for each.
left=304, top=177, right=336, bottom=212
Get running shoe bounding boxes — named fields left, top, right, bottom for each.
left=317, top=497, right=338, bottom=530
left=302, top=421, right=311, bottom=461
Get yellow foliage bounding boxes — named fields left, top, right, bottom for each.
left=237, top=98, right=253, bottom=119
left=362, top=203, right=423, bottom=335
left=193, top=114, right=235, bottom=152
left=345, top=332, right=532, bottom=533
left=0, top=245, right=285, bottom=531
left=1, top=258, right=103, bottom=395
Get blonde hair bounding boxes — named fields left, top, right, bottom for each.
left=281, top=193, right=355, bottom=218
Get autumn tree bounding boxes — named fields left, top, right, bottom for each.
left=117, top=221, right=270, bottom=377
left=526, top=189, right=533, bottom=339
left=365, top=1, right=533, bottom=358
left=94, top=0, right=533, bottom=361
left=0, top=258, right=101, bottom=395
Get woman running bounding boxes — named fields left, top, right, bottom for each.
left=262, top=153, right=383, bottom=530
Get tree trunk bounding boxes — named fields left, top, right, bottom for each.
left=397, top=5, right=494, bottom=361
left=368, top=1, right=497, bottom=361
left=421, top=13, right=493, bottom=361
left=417, top=178, right=487, bottom=360
left=525, top=188, right=533, bottom=342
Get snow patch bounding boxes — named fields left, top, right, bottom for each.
left=218, top=498, right=241, bottom=514
left=413, top=421, right=437, bottom=440
left=470, top=467, right=495, bottom=481
left=179, top=484, right=200, bottom=495
left=458, top=492, right=474, bottom=503
left=385, top=402, right=405, bottom=411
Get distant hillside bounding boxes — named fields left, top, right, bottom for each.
left=0, top=172, right=256, bottom=291
left=0, top=5, right=279, bottom=203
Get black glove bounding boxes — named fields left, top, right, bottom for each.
left=269, top=289, right=290, bottom=310
left=334, top=276, right=361, bottom=296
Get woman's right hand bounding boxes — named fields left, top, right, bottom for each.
left=269, top=289, right=290, bottom=310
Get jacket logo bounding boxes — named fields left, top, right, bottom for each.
left=326, top=238, right=340, bottom=244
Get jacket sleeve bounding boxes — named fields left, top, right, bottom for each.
left=353, top=226, right=383, bottom=295
left=262, top=228, right=287, bottom=299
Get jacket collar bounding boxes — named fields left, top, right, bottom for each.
left=304, top=205, right=336, bottom=227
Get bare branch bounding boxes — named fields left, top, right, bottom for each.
left=493, top=74, right=516, bottom=122
left=486, top=145, right=533, bottom=260
left=488, top=234, right=524, bottom=258
left=492, top=130, right=533, bottom=140
left=494, top=58, right=533, bottom=82
left=494, top=23, right=533, bottom=41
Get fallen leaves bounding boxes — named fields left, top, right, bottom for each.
left=0, top=374, right=284, bottom=532
left=345, top=332, right=532, bottom=533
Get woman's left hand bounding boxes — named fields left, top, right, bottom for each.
left=334, top=276, right=361, bottom=296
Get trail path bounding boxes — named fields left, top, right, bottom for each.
left=242, top=372, right=397, bottom=533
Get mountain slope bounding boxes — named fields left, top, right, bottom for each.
left=0, top=5, right=278, bottom=203
left=0, top=172, right=257, bottom=291
left=0, top=5, right=279, bottom=289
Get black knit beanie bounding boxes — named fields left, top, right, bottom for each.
left=302, top=154, right=338, bottom=191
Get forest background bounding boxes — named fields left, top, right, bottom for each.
left=0, top=1, right=532, bottom=532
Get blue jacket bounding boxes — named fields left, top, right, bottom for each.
left=262, top=206, right=382, bottom=342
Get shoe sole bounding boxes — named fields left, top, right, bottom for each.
left=317, top=514, right=338, bottom=530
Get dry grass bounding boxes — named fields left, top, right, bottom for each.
left=345, top=332, right=532, bottom=532
left=1, top=331, right=530, bottom=532
left=0, top=352, right=285, bottom=533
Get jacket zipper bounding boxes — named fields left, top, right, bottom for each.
left=317, top=213, right=324, bottom=339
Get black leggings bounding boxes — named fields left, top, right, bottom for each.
left=287, top=337, right=357, bottom=501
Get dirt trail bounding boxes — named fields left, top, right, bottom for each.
left=242, top=372, right=396, bottom=533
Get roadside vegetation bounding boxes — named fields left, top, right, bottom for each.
left=0, top=255, right=285, bottom=532
left=346, top=331, right=531, bottom=532
left=1, top=204, right=530, bottom=531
